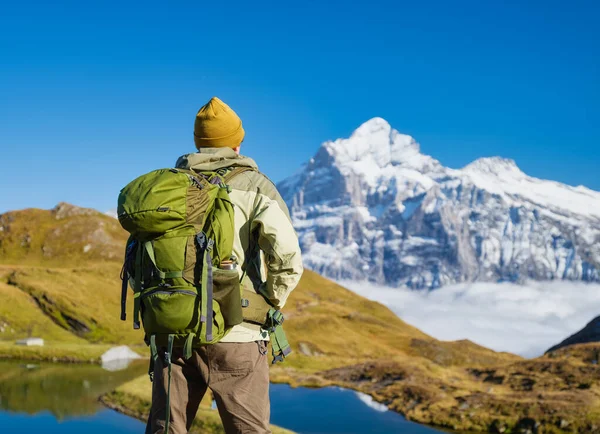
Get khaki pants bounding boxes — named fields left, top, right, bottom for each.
left=146, top=341, right=271, bottom=434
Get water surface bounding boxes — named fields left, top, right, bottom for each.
left=270, top=384, right=447, bottom=434
left=0, top=361, right=449, bottom=433
left=0, top=409, right=145, bottom=434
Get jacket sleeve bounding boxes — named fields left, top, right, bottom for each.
left=251, top=186, right=303, bottom=310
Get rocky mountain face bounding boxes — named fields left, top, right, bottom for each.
left=278, top=118, right=600, bottom=288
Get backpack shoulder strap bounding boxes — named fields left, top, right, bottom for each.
left=223, top=166, right=257, bottom=183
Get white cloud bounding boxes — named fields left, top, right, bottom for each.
left=340, top=280, right=600, bottom=357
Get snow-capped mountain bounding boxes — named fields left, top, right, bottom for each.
left=278, top=118, right=600, bottom=289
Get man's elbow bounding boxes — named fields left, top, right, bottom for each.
left=269, top=266, right=303, bottom=309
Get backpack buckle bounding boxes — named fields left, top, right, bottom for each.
left=195, top=233, right=207, bottom=250
left=271, top=310, right=284, bottom=326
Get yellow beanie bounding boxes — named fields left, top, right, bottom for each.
left=194, top=97, right=245, bottom=149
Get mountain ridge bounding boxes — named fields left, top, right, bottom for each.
left=279, top=118, right=600, bottom=288
left=547, top=316, right=600, bottom=354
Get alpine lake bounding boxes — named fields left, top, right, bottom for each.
left=0, top=360, right=454, bottom=434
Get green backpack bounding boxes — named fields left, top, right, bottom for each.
left=118, top=164, right=291, bottom=356
left=117, top=166, right=256, bottom=354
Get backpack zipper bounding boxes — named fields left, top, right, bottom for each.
left=141, top=288, right=198, bottom=299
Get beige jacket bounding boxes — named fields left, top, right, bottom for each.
left=175, top=148, right=303, bottom=342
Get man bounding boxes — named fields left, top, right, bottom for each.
left=147, top=97, right=303, bottom=434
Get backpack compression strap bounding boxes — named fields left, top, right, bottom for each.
left=120, top=239, right=137, bottom=322
left=133, top=243, right=143, bottom=329
left=202, top=241, right=214, bottom=342
left=164, top=334, right=174, bottom=434
left=196, top=233, right=214, bottom=342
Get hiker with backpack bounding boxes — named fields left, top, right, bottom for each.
left=117, top=97, right=303, bottom=434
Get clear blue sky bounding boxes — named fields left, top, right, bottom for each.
left=1, top=0, right=598, bottom=213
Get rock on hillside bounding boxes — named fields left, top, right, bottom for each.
left=279, top=118, right=600, bottom=288
left=52, top=202, right=100, bottom=220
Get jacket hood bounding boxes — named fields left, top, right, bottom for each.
left=175, top=148, right=258, bottom=172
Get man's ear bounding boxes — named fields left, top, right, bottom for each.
left=232, top=146, right=241, bottom=155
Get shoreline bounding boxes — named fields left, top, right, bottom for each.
left=0, top=340, right=147, bottom=364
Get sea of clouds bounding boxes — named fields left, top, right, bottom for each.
left=340, top=280, right=600, bottom=357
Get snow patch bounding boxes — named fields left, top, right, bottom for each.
left=459, top=162, right=600, bottom=220
left=16, top=338, right=44, bottom=346
left=463, top=157, right=524, bottom=178
left=101, top=345, right=142, bottom=371
left=355, top=391, right=388, bottom=412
